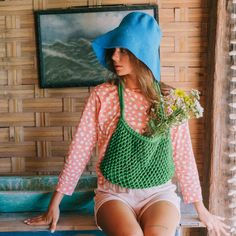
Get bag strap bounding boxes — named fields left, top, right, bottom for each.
left=154, top=82, right=165, bottom=119
left=118, top=82, right=125, bottom=119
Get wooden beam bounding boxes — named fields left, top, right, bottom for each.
left=208, top=0, right=230, bottom=225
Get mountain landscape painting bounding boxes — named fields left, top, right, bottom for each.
left=35, top=7, right=156, bottom=88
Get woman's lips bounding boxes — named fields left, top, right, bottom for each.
left=114, top=65, right=123, bottom=70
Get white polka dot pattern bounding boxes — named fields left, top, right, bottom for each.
left=56, top=83, right=202, bottom=204
left=171, top=122, right=202, bottom=203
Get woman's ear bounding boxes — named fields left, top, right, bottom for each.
left=160, top=82, right=175, bottom=96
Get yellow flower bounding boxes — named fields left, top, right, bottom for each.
left=171, top=105, right=177, bottom=111
left=174, top=89, right=186, bottom=98
left=184, top=96, right=194, bottom=106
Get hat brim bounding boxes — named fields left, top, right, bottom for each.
left=91, top=15, right=161, bottom=81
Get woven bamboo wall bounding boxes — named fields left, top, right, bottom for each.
left=0, top=0, right=210, bottom=234
left=0, top=0, right=208, bottom=179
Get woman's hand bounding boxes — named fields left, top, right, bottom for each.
left=24, top=206, right=60, bottom=233
left=24, top=191, right=64, bottom=233
left=160, top=82, right=174, bottom=96
left=194, top=201, right=230, bottom=236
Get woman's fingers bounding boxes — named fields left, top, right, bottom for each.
left=25, top=218, right=47, bottom=225
left=221, top=222, right=231, bottom=230
left=26, top=219, right=48, bottom=226
left=30, top=215, right=44, bottom=221
left=207, top=226, right=226, bottom=236
left=216, top=215, right=226, bottom=221
left=161, top=89, right=170, bottom=96
left=220, top=227, right=231, bottom=236
left=24, top=215, right=43, bottom=224
left=206, top=219, right=230, bottom=236
left=219, top=222, right=231, bottom=236
left=214, top=215, right=230, bottom=235
left=24, top=215, right=50, bottom=226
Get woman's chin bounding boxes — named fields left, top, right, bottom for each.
left=116, top=71, right=125, bottom=76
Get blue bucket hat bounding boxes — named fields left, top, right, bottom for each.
left=92, top=12, right=162, bottom=81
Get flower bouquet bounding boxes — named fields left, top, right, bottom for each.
left=145, top=88, right=204, bottom=137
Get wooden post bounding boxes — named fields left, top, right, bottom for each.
left=208, top=0, right=230, bottom=233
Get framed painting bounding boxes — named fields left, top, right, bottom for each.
left=34, top=5, right=158, bottom=88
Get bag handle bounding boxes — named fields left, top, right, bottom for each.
left=118, top=82, right=125, bottom=118
left=154, top=81, right=165, bottom=119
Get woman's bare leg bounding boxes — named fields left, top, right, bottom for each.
left=140, top=201, right=180, bottom=236
left=97, top=200, right=143, bottom=236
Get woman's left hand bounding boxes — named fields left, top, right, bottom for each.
left=160, top=82, right=174, bottom=96
left=194, top=201, right=230, bottom=236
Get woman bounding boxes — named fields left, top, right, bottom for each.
left=25, top=12, right=229, bottom=236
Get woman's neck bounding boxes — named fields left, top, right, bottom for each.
left=122, top=75, right=140, bottom=90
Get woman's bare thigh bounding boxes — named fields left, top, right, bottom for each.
left=97, top=200, right=143, bottom=236
left=140, top=200, right=180, bottom=236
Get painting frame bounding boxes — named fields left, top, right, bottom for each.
left=34, top=5, right=159, bottom=88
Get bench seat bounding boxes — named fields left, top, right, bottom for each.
left=0, top=203, right=205, bottom=234
left=0, top=176, right=205, bottom=235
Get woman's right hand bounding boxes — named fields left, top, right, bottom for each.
left=24, top=206, right=60, bottom=233
left=24, top=191, right=64, bottom=233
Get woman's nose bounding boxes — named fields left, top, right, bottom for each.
left=112, top=48, right=120, bottom=62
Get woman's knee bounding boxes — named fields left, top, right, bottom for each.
left=141, top=201, right=180, bottom=236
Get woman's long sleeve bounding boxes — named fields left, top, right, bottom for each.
left=56, top=90, right=99, bottom=195
left=171, top=122, right=203, bottom=204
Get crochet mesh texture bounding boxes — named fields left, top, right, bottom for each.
left=100, top=82, right=175, bottom=189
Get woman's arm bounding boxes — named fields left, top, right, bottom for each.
left=171, top=122, right=230, bottom=235
left=24, top=88, right=100, bottom=231
left=171, top=122, right=203, bottom=203
left=56, top=88, right=99, bottom=195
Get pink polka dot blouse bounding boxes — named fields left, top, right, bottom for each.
left=56, top=82, right=202, bottom=204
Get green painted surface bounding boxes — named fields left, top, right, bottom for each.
left=0, top=176, right=97, bottom=191
left=0, top=175, right=97, bottom=213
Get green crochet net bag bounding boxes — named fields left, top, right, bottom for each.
left=100, top=82, right=175, bottom=189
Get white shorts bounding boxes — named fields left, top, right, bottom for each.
left=94, top=180, right=181, bottom=228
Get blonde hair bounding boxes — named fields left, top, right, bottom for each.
left=129, top=52, right=159, bottom=103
